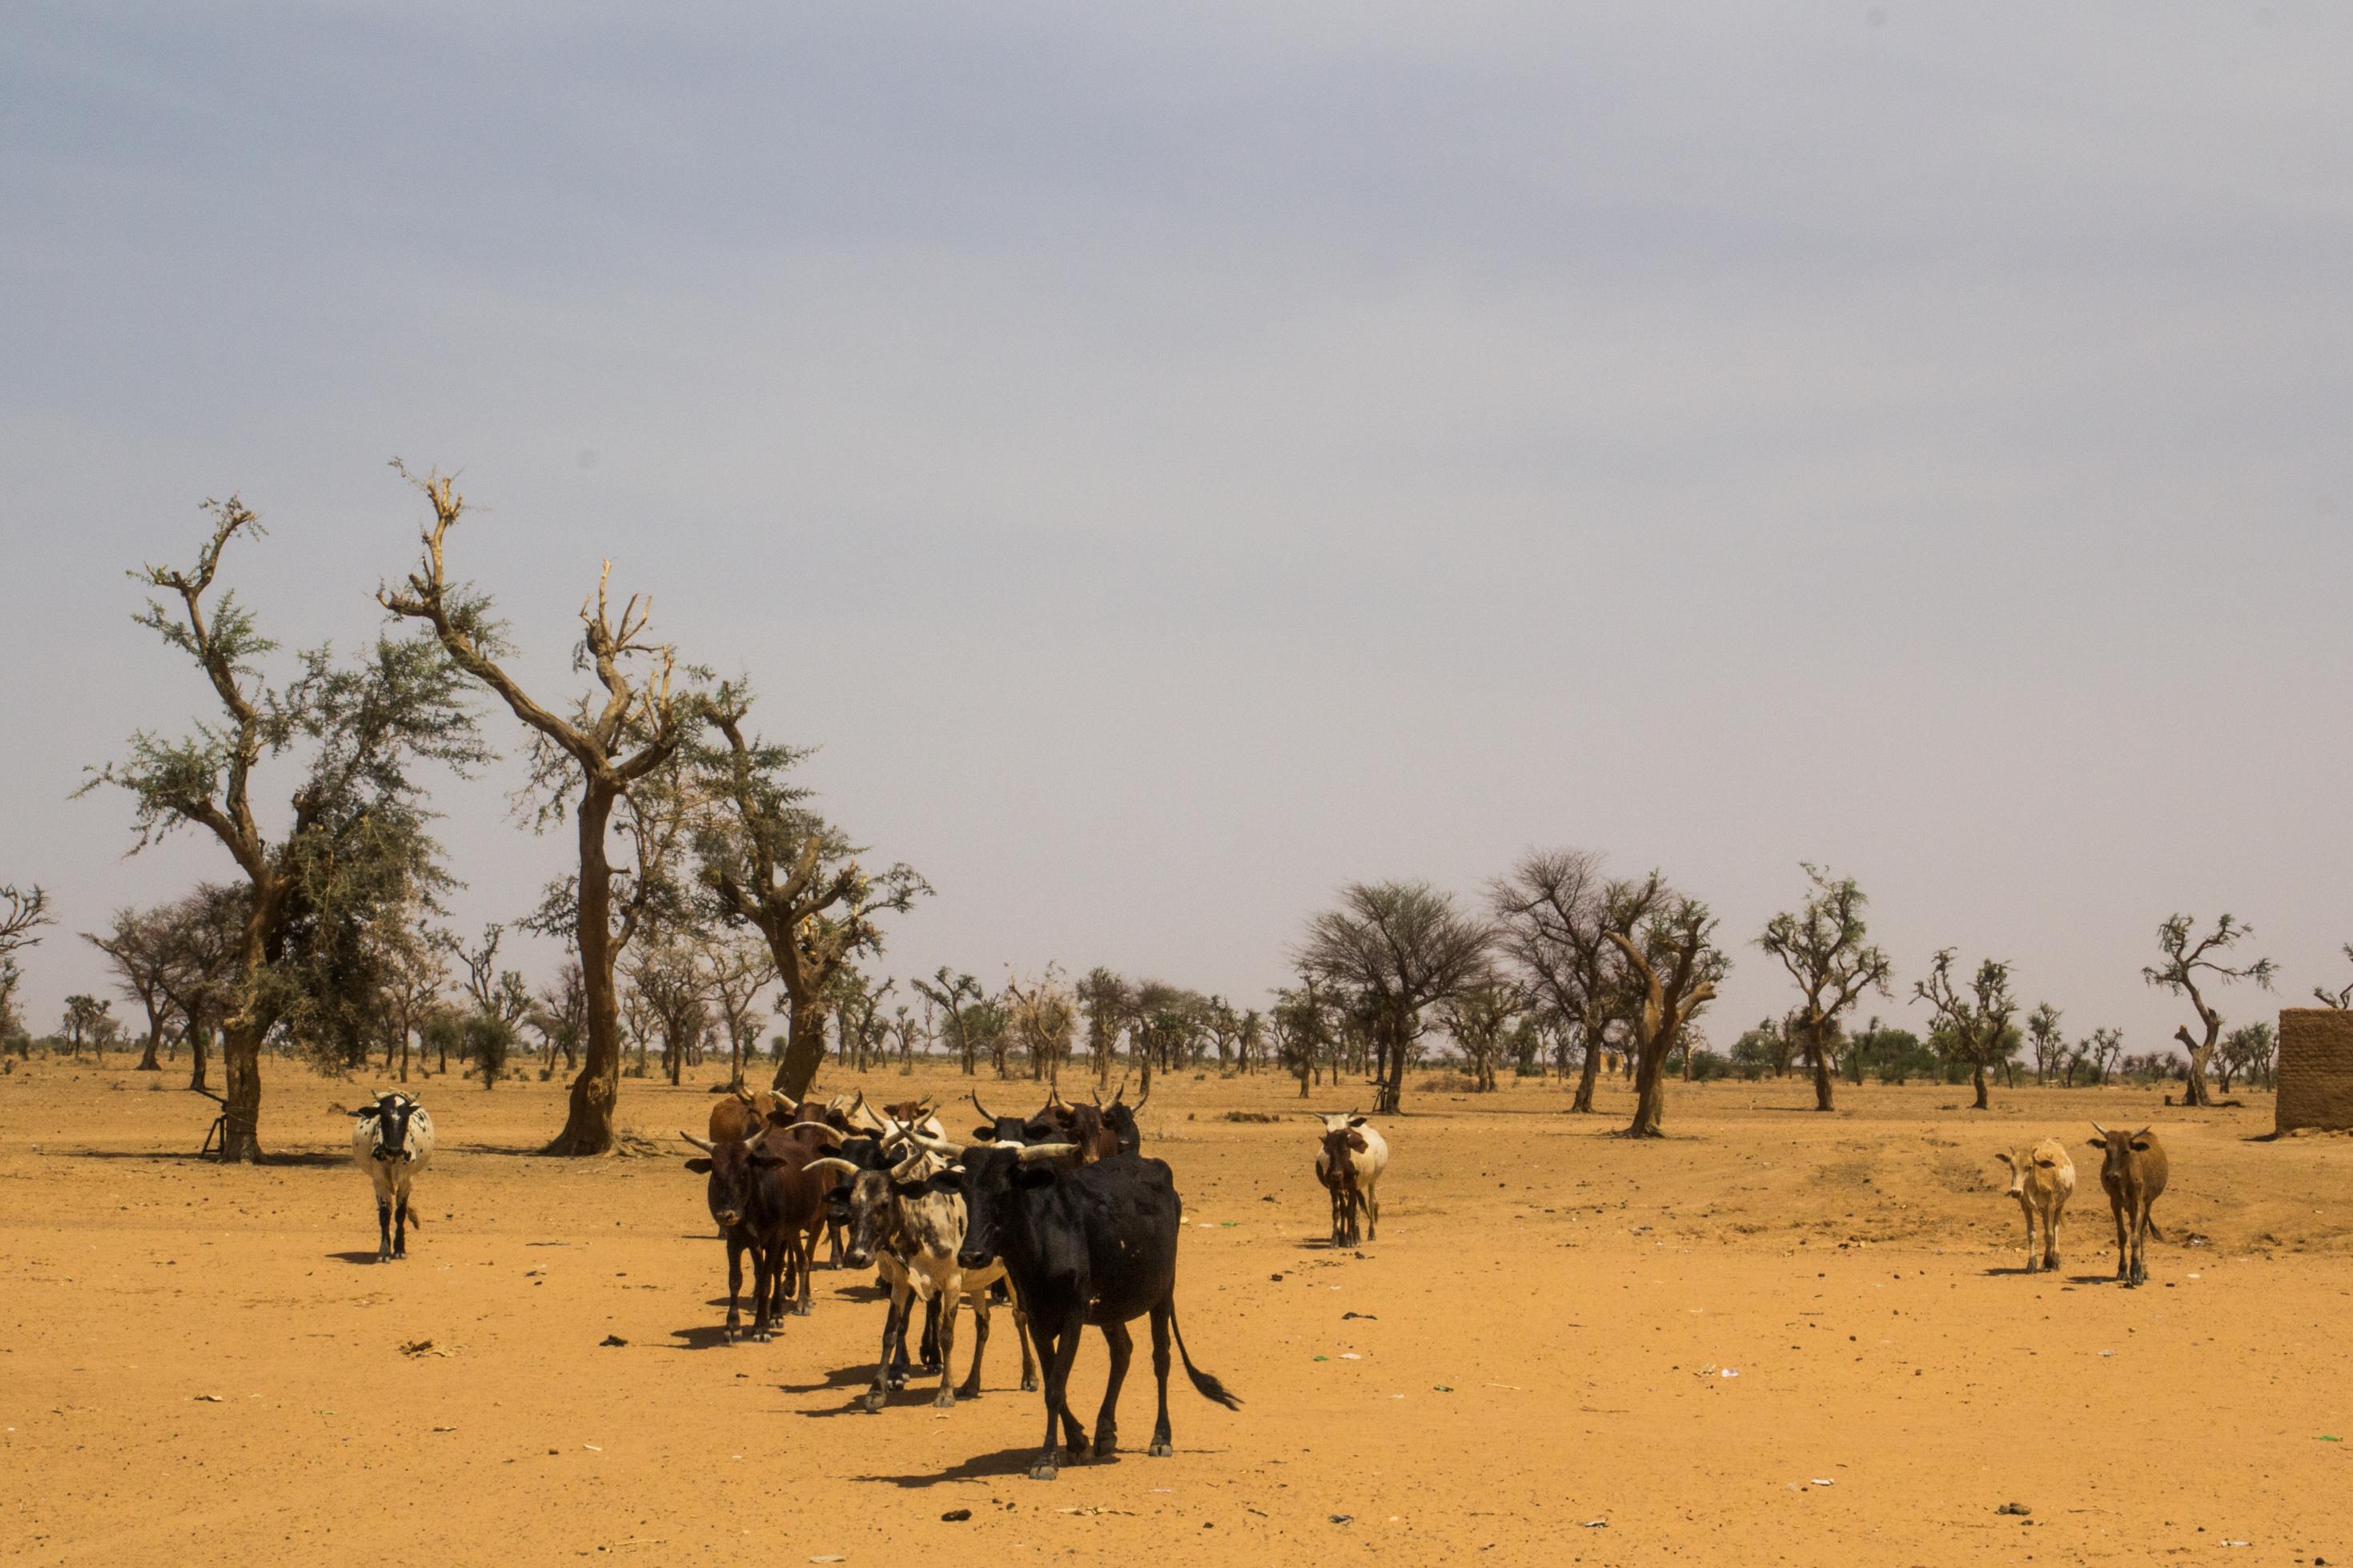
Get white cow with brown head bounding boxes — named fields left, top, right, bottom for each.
left=1994, top=1137, right=2074, bottom=1273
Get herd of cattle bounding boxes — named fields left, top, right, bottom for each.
left=340, top=1086, right=2182, bottom=1481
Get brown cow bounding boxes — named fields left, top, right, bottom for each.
left=2087, top=1123, right=2168, bottom=1287
left=679, top=1115, right=842, bottom=1340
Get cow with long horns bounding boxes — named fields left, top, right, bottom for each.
left=808, top=1118, right=1038, bottom=1411
left=908, top=1129, right=1239, bottom=1480
left=350, top=1091, right=435, bottom=1261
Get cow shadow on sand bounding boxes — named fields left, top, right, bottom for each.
left=856, top=1446, right=1082, bottom=1486
left=326, top=1250, right=391, bottom=1265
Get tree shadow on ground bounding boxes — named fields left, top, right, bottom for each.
left=56, top=1148, right=346, bottom=1167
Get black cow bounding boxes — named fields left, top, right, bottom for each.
left=915, top=1133, right=1239, bottom=1480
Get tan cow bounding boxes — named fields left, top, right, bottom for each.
left=1994, top=1137, right=2074, bottom=1273
left=2088, top=1123, right=2169, bottom=1287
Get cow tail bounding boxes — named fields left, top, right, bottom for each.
left=2142, top=1216, right=2161, bottom=1241
left=1167, top=1301, right=1243, bottom=1410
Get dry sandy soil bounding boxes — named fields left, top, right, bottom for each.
left=2, top=1057, right=2348, bottom=1566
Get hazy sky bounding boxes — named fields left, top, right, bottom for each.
left=6, top=3, right=2350, bottom=1059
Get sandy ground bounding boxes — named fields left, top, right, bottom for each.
left=2, top=1056, right=2348, bottom=1566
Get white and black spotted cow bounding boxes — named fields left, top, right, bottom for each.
left=351, top=1092, right=435, bottom=1261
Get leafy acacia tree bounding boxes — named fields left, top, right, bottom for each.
left=383, top=467, right=697, bottom=1154
left=1, top=885, right=54, bottom=1045
left=62, top=994, right=113, bottom=1059
left=1603, top=874, right=1728, bottom=1137
left=1756, top=865, right=1891, bottom=1112
left=2024, top=1002, right=2065, bottom=1085
left=1299, top=880, right=1492, bottom=1115
left=528, top=960, right=588, bottom=1076
left=2218, top=1021, right=2275, bottom=1092
left=86, top=907, right=175, bottom=1071
left=915, top=968, right=983, bottom=1076
left=1075, top=968, right=1131, bottom=1087
left=1913, top=949, right=2017, bottom=1110
left=693, top=683, right=929, bottom=1102
left=153, top=884, right=243, bottom=1093
left=1006, top=967, right=1078, bottom=1085
left=1437, top=975, right=1522, bottom=1092
left=1491, top=848, right=1626, bottom=1113
left=2142, top=913, right=2274, bottom=1109
left=89, top=499, right=482, bottom=1159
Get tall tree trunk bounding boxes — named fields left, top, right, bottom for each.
left=548, top=784, right=623, bottom=1157
left=1570, top=1024, right=1602, bottom=1113
left=187, top=1020, right=211, bottom=1094
left=1972, top=1063, right=1990, bottom=1110
left=1809, top=1025, right=1836, bottom=1113
left=1628, top=1036, right=1671, bottom=1137
left=772, top=996, right=826, bottom=1102
left=216, top=1018, right=265, bottom=1162
left=135, top=1008, right=163, bottom=1072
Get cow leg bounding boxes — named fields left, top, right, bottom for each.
left=933, top=1285, right=962, bottom=1408
left=918, top=1296, right=942, bottom=1371
left=2019, top=1197, right=2037, bottom=1273
left=749, top=1241, right=774, bottom=1341
left=865, top=1289, right=903, bottom=1412
left=2111, top=1202, right=2130, bottom=1283
left=958, top=1291, right=991, bottom=1401
left=1011, top=1300, right=1039, bottom=1392
left=2130, top=1202, right=2149, bottom=1286
left=885, top=1281, right=916, bottom=1390
left=791, top=1225, right=815, bottom=1316
left=2044, top=1200, right=2063, bottom=1272
left=375, top=1193, right=392, bottom=1262
left=1092, top=1320, right=1132, bottom=1459
left=1364, top=1181, right=1378, bottom=1242
left=393, top=1187, right=411, bottom=1261
left=1146, top=1301, right=1174, bottom=1458
left=1032, top=1310, right=1087, bottom=1480
left=724, top=1235, right=745, bottom=1342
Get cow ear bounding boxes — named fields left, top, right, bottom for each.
left=2128, top=1139, right=2150, bottom=1152
left=926, top=1170, right=966, bottom=1194
left=825, top=1184, right=851, bottom=1205
left=685, top=1157, right=713, bottom=1173
left=2086, top=1137, right=2106, bottom=1148
left=1994, top=1152, right=2014, bottom=1166
left=1014, top=1164, right=1058, bottom=1190
left=1347, top=1116, right=1368, bottom=1128
left=2034, top=1158, right=2056, bottom=1169
left=749, top=1152, right=785, bottom=1169
left=890, top=1179, right=932, bottom=1200
left=972, top=1127, right=996, bottom=1142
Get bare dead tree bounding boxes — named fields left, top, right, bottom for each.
left=1492, top=848, right=1622, bottom=1113
left=2142, top=913, right=2274, bottom=1109
left=381, top=465, right=697, bottom=1154
left=705, top=932, right=780, bottom=1089
left=1756, top=864, right=1892, bottom=1113
left=1601, top=874, right=1726, bottom=1137
left=2312, top=944, right=2353, bottom=1009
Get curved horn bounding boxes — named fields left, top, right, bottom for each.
left=969, top=1090, right=999, bottom=1121
left=804, top=1157, right=860, bottom=1179
left=2090, top=1121, right=2110, bottom=1139
left=681, top=1131, right=717, bottom=1153
left=1016, top=1141, right=1078, bottom=1163
left=799, top=1123, right=845, bottom=1148
left=908, top=1129, right=970, bottom=1161
left=771, top=1090, right=800, bottom=1113
left=889, top=1147, right=934, bottom=1181
left=1130, top=1082, right=1150, bottom=1115
left=1047, top=1084, right=1069, bottom=1109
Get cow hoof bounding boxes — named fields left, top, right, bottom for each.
left=793, top=1301, right=812, bottom=1317
left=753, top=1329, right=772, bottom=1343
left=1022, top=1376, right=1039, bottom=1392
left=1029, top=1463, right=1058, bottom=1482
left=957, top=1384, right=982, bottom=1402
left=934, top=1393, right=956, bottom=1410
left=1149, top=1441, right=1173, bottom=1458
left=863, top=1390, right=885, bottom=1414
left=1093, top=1438, right=1117, bottom=1460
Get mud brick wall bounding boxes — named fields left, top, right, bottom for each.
left=2277, top=1009, right=2353, bottom=1133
